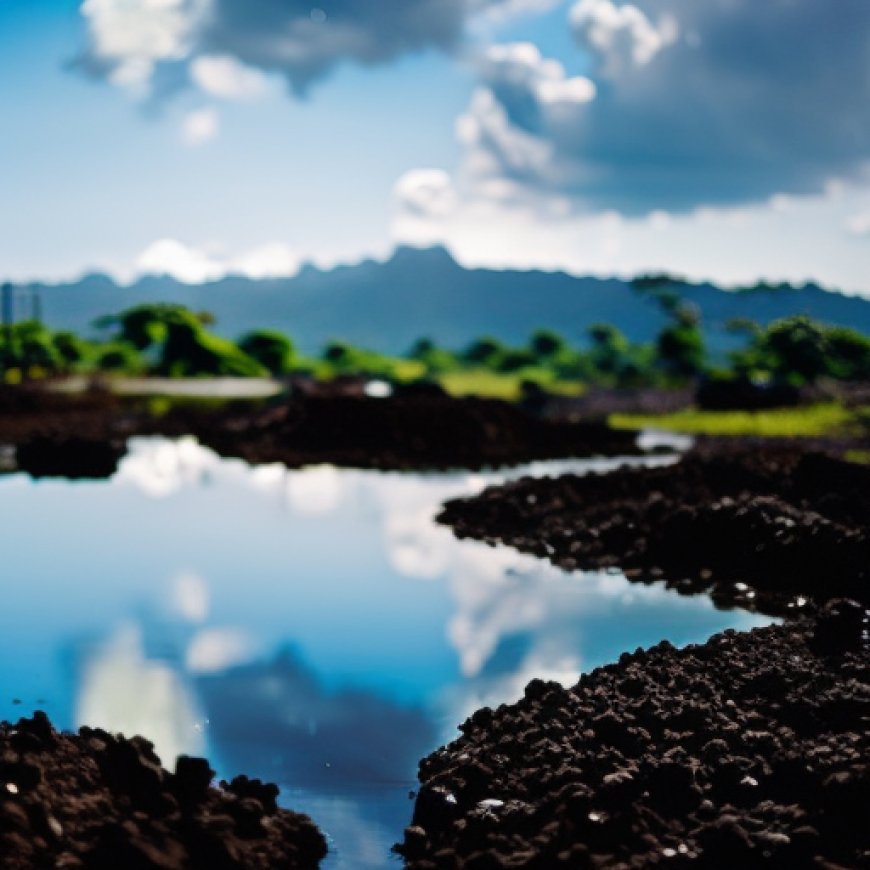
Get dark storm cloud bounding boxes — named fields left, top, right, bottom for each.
left=76, top=0, right=533, bottom=96
left=201, top=0, right=467, bottom=93
left=465, top=0, right=870, bottom=213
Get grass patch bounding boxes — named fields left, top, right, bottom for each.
left=438, top=369, right=585, bottom=401
left=610, top=403, right=870, bottom=438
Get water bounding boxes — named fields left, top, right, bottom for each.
left=0, top=437, right=773, bottom=868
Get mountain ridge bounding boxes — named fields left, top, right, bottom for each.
left=10, top=246, right=870, bottom=356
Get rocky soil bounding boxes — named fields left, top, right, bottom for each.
left=398, top=602, right=869, bottom=869
left=0, top=712, right=327, bottom=869
left=438, top=448, right=870, bottom=614
left=0, top=387, right=641, bottom=477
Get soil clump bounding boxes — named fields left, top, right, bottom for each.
left=0, top=387, right=641, bottom=475
left=0, top=712, right=327, bottom=869
left=398, top=606, right=869, bottom=869
left=438, top=447, right=870, bottom=613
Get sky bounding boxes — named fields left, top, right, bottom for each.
left=1, top=0, right=869, bottom=293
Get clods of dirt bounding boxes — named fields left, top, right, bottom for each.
left=398, top=604, right=869, bottom=869
left=0, top=712, right=327, bottom=869
left=0, top=387, right=643, bottom=476
left=438, top=448, right=870, bottom=613
left=198, top=394, right=642, bottom=471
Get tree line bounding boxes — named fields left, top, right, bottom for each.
left=2, top=300, right=870, bottom=390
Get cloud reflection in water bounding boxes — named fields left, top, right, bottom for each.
left=4, top=437, right=772, bottom=870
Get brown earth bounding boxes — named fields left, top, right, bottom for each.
left=437, top=447, right=870, bottom=615
left=0, top=712, right=326, bottom=869
left=398, top=602, right=869, bottom=869
left=0, top=387, right=642, bottom=478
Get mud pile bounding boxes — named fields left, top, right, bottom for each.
left=438, top=448, right=870, bottom=612
left=0, top=712, right=326, bottom=869
left=199, top=394, right=641, bottom=470
left=0, top=388, right=642, bottom=475
left=399, top=603, right=869, bottom=869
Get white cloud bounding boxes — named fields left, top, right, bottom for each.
left=570, top=0, right=677, bottom=75
left=393, top=169, right=459, bottom=219
left=445, top=3, right=870, bottom=217
left=116, top=436, right=223, bottom=496
left=393, top=172, right=870, bottom=293
left=231, top=242, right=300, bottom=279
left=76, top=623, right=205, bottom=764
left=189, top=54, right=268, bottom=100
left=181, top=106, right=219, bottom=146
left=134, top=237, right=301, bottom=283
left=78, top=0, right=554, bottom=99
left=479, top=42, right=596, bottom=110
left=80, top=0, right=207, bottom=95
left=137, top=237, right=224, bottom=282
left=186, top=627, right=257, bottom=673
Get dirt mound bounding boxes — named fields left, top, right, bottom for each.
left=0, top=712, right=327, bottom=869
left=398, top=603, right=870, bottom=869
left=438, top=449, right=870, bottom=612
left=197, top=394, right=642, bottom=470
left=0, top=388, right=642, bottom=475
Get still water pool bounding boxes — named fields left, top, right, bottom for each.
left=0, top=437, right=774, bottom=868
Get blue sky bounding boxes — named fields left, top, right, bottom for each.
left=1, top=0, right=869, bottom=293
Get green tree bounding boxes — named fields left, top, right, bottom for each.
left=587, top=323, right=630, bottom=380
left=158, top=321, right=266, bottom=377
left=95, top=342, right=144, bottom=373
left=529, top=329, right=566, bottom=360
left=52, top=331, right=87, bottom=370
left=98, top=304, right=265, bottom=377
left=463, top=337, right=505, bottom=368
left=655, top=304, right=706, bottom=381
left=736, top=315, right=870, bottom=384
left=238, top=329, right=295, bottom=375
left=0, top=321, right=62, bottom=376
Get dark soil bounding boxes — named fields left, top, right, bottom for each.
left=0, top=387, right=641, bottom=477
left=438, top=447, right=870, bottom=614
left=0, top=712, right=327, bottom=869
left=196, top=393, right=641, bottom=471
left=398, top=602, right=870, bottom=869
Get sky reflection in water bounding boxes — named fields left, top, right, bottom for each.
left=0, top=437, right=772, bottom=869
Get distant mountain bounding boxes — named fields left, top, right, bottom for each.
left=15, top=246, right=870, bottom=356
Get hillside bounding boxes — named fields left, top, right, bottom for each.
left=18, top=246, right=870, bottom=355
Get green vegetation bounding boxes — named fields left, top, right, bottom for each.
left=2, top=293, right=870, bottom=404
left=611, top=403, right=870, bottom=438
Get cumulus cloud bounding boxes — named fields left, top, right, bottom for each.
left=186, top=627, right=257, bottom=673
left=422, top=1, right=870, bottom=217
left=394, top=169, right=459, bottom=219
left=570, top=0, right=677, bottom=76
left=76, top=623, right=205, bottom=764
left=134, top=238, right=300, bottom=283
left=189, top=54, right=268, bottom=99
left=137, top=237, right=223, bottom=282
left=79, top=0, right=207, bottom=95
left=77, top=0, right=540, bottom=98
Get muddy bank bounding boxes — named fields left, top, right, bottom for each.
left=438, top=448, right=870, bottom=614
left=0, top=712, right=326, bottom=869
left=196, top=393, right=641, bottom=471
left=0, top=387, right=642, bottom=477
left=398, top=603, right=869, bottom=869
